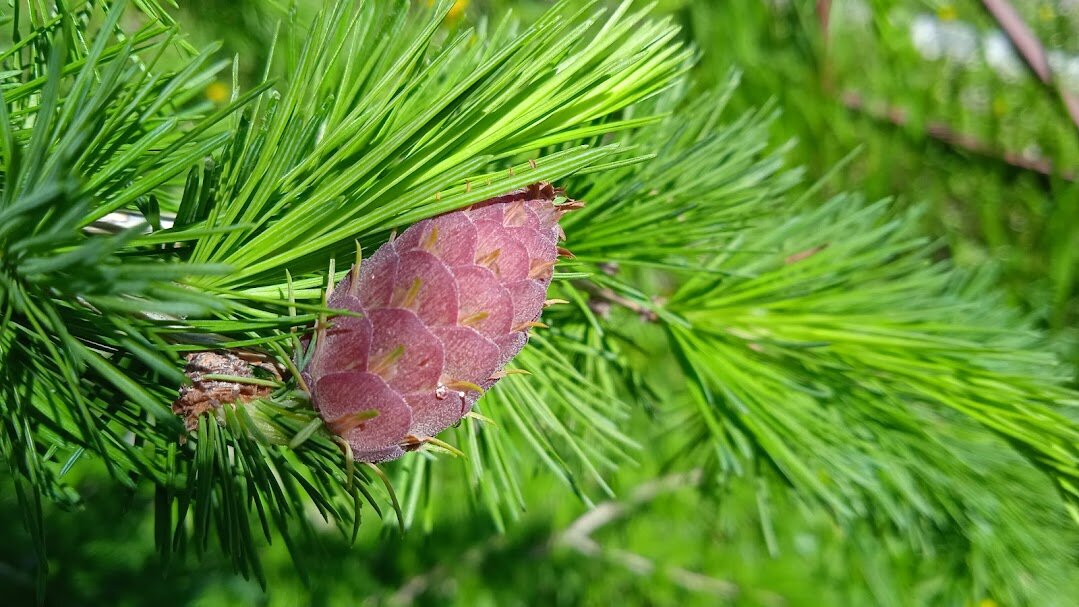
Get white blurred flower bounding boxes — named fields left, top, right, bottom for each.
left=1048, top=50, right=1079, bottom=90
left=911, top=13, right=978, bottom=64
left=912, top=13, right=943, bottom=60
left=984, top=30, right=1026, bottom=80
left=940, top=20, right=979, bottom=63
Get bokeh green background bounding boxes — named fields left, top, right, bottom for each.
left=3, top=1, right=1076, bottom=605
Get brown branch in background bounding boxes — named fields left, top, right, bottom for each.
left=385, top=471, right=761, bottom=605
left=559, top=471, right=703, bottom=540
left=840, top=91, right=1075, bottom=181
left=816, top=0, right=834, bottom=91
left=557, top=472, right=805, bottom=604
left=385, top=538, right=507, bottom=606
left=555, top=470, right=749, bottom=601
left=815, top=0, right=832, bottom=37
left=577, top=280, right=659, bottom=322
left=810, top=0, right=1076, bottom=179
left=559, top=471, right=737, bottom=599
left=980, top=0, right=1079, bottom=131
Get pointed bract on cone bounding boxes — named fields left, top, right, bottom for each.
left=303, top=183, right=571, bottom=462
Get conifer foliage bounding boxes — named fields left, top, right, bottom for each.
left=1, top=0, right=1078, bottom=603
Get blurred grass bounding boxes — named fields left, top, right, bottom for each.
left=4, top=1, right=1077, bottom=605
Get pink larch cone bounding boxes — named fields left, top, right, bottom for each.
left=303, top=183, right=573, bottom=462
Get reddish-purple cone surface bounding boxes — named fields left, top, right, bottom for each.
left=303, top=183, right=570, bottom=462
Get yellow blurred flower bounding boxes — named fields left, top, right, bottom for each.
left=428, top=0, right=468, bottom=20
left=1038, top=3, right=1056, bottom=22
left=992, top=97, right=1008, bottom=117
left=205, top=81, right=230, bottom=104
left=978, top=599, right=998, bottom=607
left=937, top=4, right=958, bottom=21
left=450, top=0, right=468, bottom=19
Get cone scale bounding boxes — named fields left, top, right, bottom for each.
left=303, top=183, right=571, bottom=462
